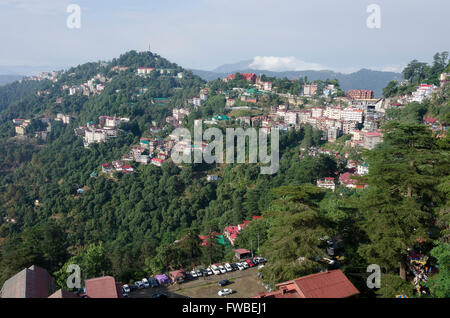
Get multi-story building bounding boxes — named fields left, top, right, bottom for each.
left=299, top=110, right=312, bottom=124
left=327, top=127, right=342, bottom=142
left=324, top=107, right=342, bottom=120
left=137, top=67, right=155, bottom=75
left=347, top=89, right=374, bottom=100
left=341, top=108, right=363, bottom=123
left=285, top=111, right=298, bottom=125
left=311, top=107, right=323, bottom=118
left=316, top=178, right=336, bottom=191
left=363, top=132, right=383, bottom=150
left=303, top=84, right=318, bottom=96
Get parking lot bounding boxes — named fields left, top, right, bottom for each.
left=129, top=266, right=268, bottom=298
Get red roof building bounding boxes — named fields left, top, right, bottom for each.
left=84, top=276, right=123, bottom=298
left=234, top=248, right=252, bottom=260
left=254, top=270, right=359, bottom=298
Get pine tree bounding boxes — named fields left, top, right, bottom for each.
left=359, top=123, right=443, bottom=279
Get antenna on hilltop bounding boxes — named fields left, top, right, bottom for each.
left=148, top=43, right=151, bottom=52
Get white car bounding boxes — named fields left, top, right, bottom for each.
left=218, top=289, right=233, bottom=296
left=190, top=270, right=198, bottom=278
left=206, top=268, right=213, bottom=276
left=135, top=281, right=144, bottom=289
left=224, top=263, right=233, bottom=272
left=142, top=278, right=150, bottom=288
left=196, top=270, right=203, bottom=277
left=242, top=262, right=249, bottom=269
left=258, top=264, right=265, bottom=269
left=322, top=258, right=336, bottom=265
left=122, top=284, right=131, bottom=293
left=218, top=265, right=227, bottom=274
left=237, top=263, right=244, bottom=271
left=211, top=265, right=221, bottom=275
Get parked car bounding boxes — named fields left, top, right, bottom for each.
left=210, top=265, right=221, bottom=275
left=196, top=269, right=203, bottom=277
left=218, top=289, right=233, bottom=296
left=218, top=265, right=227, bottom=274
left=135, top=281, right=144, bottom=289
left=246, top=260, right=255, bottom=267
left=122, top=284, right=131, bottom=293
left=258, top=264, right=265, bottom=269
left=142, top=278, right=150, bottom=288
left=190, top=270, right=198, bottom=278
left=219, top=279, right=230, bottom=287
left=237, top=263, right=245, bottom=271
left=242, top=262, right=249, bottom=269
left=252, top=258, right=259, bottom=265
left=230, top=263, right=239, bottom=271
left=206, top=268, right=213, bottom=276
left=129, top=284, right=137, bottom=292
left=255, top=257, right=267, bottom=264
left=148, top=277, right=159, bottom=288
left=224, top=263, right=233, bottom=272
left=152, top=293, right=168, bottom=298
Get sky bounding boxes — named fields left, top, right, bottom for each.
left=0, top=0, right=449, bottom=74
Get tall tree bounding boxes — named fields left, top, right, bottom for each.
left=359, top=123, right=444, bottom=280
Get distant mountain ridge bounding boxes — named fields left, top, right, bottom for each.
left=191, top=67, right=402, bottom=97
left=0, top=74, right=24, bottom=86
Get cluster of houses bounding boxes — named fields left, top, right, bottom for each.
left=12, top=114, right=71, bottom=139
left=23, top=71, right=60, bottom=83
left=12, top=118, right=31, bottom=136
left=316, top=160, right=369, bottom=192
left=166, top=108, right=191, bottom=127
left=63, top=73, right=108, bottom=97
left=74, top=116, right=129, bottom=148
left=186, top=87, right=209, bottom=107
left=101, top=133, right=177, bottom=175
left=223, top=216, right=263, bottom=246
left=136, top=66, right=184, bottom=79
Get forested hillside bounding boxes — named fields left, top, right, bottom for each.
left=0, top=51, right=448, bottom=298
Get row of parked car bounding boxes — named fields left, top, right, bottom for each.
left=196, top=257, right=267, bottom=279
left=122, top=256, right=267, bottom=297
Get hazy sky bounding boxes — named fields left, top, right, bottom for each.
left=0, top=0, right=449, bottom=73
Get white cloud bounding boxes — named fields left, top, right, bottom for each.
left=249, top=56, right=327, bottom=72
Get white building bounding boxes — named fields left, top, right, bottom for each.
left=341, top=108, right=363, bottom=123
left=311, top=107, right=324, bottom=118
left=411, top=84, right=437, bottom=103
left=324, top=107, right=342, bottom=120
left=285, top=111, right=298, bottom=125
left=137, top=67, right=155, bottom=75
left=357, top=163, right=369, bottom=175
left=316, top=178, right=336, bottom=191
